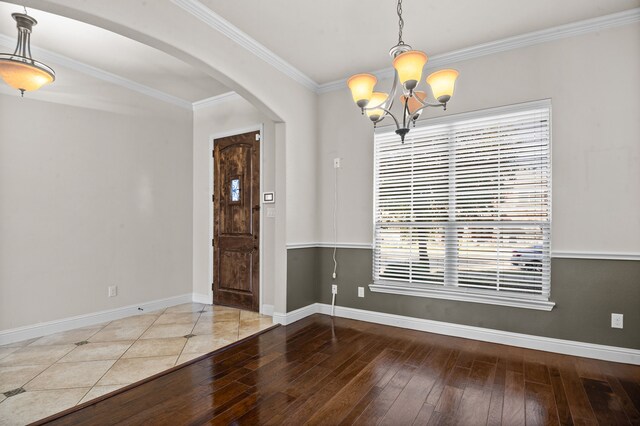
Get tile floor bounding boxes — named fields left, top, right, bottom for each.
left=0, top=303, right=273, bottom=425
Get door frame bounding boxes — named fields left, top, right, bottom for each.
left=209, top=124, right=265, bottom=314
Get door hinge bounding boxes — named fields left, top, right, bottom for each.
left=255, top=133, right=261, bottom=141
left=212, top=238, right=215, bottom=246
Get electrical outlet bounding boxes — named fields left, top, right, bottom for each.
left=358, top=287, right=365, bottom=298
left=331, top=284, right=338, bottom=295
left=333, top=157, right=341, bottom=168
left=611, top=313, right=623, bottom=329
left=108, top=285, right=117, bottom=298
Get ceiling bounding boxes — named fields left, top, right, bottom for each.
left=0, top=0, right=638, bottom=103
left=202, top=0, right=640, bottom=83
left=0, top=1, right=230, bottom=103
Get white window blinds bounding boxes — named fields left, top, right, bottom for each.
left=373, top=101, right=551, bottom=301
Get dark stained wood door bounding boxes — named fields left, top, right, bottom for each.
left=213, top=131, right=260, bottom=311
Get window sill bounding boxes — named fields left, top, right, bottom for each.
left=368, top=283, right=555, bottom=311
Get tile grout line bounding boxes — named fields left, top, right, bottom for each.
left=1, top=304, right=269, bottom=421
left=173, top=306, right=205, bottom=367
left=19, top=345, right=85, bottom=391
left=74, top=307, right=169, bottom=405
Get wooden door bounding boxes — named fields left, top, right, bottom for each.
left=213, top=131, right=260, bottom=311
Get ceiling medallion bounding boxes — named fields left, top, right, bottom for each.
left=347, top=0, right=459, bottom=142
left=0, top=8, right=55, bottom=96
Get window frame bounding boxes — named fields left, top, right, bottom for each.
left=369, top=100, right=555, bottom=311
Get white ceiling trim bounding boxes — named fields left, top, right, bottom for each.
left=0, top=34, right=193, bottom=109
left=317, top=7, right=640, bottom=94
left=192, top=91, right=242, bottom=110
left=1, top=7, right=636, bottom=106
left=171, top=0, right=319, bottom=92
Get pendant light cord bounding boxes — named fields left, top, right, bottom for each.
left=397, top=0, right=404, bottom=45
left=332, top=165, right=338, bottom=279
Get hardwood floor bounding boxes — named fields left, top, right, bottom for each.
left=35, top=314, right=640, bottom=425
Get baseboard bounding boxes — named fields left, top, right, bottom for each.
left=273, top=304, right=318, bottom=325
left=261, top=304, right=274, bottom=316
left=275, top=303, right=640, bottom=365
left=192, top=293, right=212, bottom=305
left=0, top=293, right=194, bottom=346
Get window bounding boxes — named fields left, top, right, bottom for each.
left=230, top=178, right=241, bottom=202
left=370, top=101, right=553, bottom=310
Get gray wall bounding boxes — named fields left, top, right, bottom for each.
left=286, top=248, right=320, bottom=312
left=288, top=247, right=640, bottom=350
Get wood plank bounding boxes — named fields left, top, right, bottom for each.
left=503, top=371, right=526, bottom=426
left=352, top=366, right=417, bottom=425
left=412, top=402, right=435, bottom=425
left=525, top=360, right=551, bottom=385
left=380, top=347, right=453, bottom=425
left=32, top=314, right=640, bottom=426
left=486, top=357, right=507, bottom=426
left=467, top=360, right=497, bottom=389
left=305, top=348, right=401, bottom=425
left=549, top=366, right=574, bottom=426
left=558, top=360, right=598, bottom=422
left=606, top=376, right=640, bottom=424
left=525, top=381, right=560, bottom=426
left=454, top=386, right=492, bottom=425
left=582, top=378, right=631, bottom=425
left=620, top=379, right=640, bottom=413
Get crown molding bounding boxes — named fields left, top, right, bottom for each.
left=192, top=91, right=242, bottom=110
left=317, top=7, right=640, bottom=94
left=171, top=0, right=319, bottom=92
left=2, top=6, right=636, bottom=104
left=0, top=34, right=193, bottom=109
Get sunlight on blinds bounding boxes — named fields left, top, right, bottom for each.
left=373, top=102, right=551, bottom=299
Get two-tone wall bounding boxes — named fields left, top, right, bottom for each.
left=288, top=23, right=640, bottom=350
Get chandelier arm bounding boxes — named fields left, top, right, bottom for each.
left=26, top=33, right=32, bottom=59
left=410, top=103, right=446, bottom=118
left=375, top=107, right=401, bottom=130
left=362, top=71, right=401, bottom=124
left=12, top=35, right=20, bottom=56
left=386, top=70, right=400, bottom=110
left=413, top=93, right=445, bottom=108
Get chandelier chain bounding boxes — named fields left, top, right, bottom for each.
left=397, top=0, right=404, bottom=45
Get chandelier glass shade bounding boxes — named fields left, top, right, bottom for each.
left=365, top=92, right=389, bottom=122
left=392, top=50, right=427, bottom=91
left=0, top=12, right=55, bottom=96
left=347, top=0, right=459, bottom=142
left=347, top=73, right=378, bottom=108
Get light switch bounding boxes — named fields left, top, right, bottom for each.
left=266, top=208, right=276, bottom=217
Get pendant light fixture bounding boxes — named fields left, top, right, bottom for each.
left=347, top=0, right=459, bottom=142
left=0, top=8, right=55, bottom=96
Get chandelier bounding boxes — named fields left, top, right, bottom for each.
left=347, top=0, right=459, bottom=142
left=0, top=9, right=55, bottom=96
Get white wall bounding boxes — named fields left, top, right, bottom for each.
left=22, top=0, right=321, bottom=315
left=317, top=23, right=640, bottom=254
left=192, top=96, right=277, bottom=310
left=0, top=82, right=193, bottom=329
